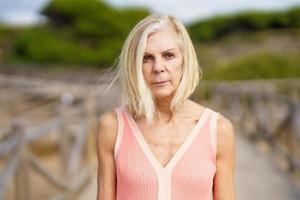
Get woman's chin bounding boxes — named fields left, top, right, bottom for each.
left=152, top=89, right=175, bottom=99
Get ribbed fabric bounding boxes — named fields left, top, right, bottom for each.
left=114, top=105, right=220, bottom=200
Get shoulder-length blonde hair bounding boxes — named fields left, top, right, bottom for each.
left=110, top=13, right=202, bottom=126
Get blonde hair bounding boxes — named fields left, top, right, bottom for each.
left=106, top=13, right=202, bottom=126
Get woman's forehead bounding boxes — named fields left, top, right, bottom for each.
left=145, top=29, right=180, bottom=53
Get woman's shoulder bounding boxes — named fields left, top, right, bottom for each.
left=214, top=110, right=235, bottom=159
left=96, top=108, right=119, bottom=151
left=190, top=99, right=235, bottom=159
left=98, top=109, right=118, bottom=130
left=188, top=99, right=233, bottom=132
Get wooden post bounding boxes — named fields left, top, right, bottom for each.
left=290, top=103, right=300, bottom=173
left=57, top=92, right=73, bottom=185
left=12, top=119, right=31, bottom=200
left=84, top=92, right=97, bottom=168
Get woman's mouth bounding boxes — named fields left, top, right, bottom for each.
left=153, top=80, right=169, bottom=86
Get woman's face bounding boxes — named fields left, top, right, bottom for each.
left=142, top=27, right=183, bottom=100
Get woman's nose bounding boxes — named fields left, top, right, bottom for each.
left=153, top=58, right=165, bottom=73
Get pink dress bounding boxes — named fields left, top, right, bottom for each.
left=114, top=105, right=220, bottom=200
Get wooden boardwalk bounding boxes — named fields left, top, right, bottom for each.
left=79, top=133, right=300, bottom=199
left=235, top=134, right=300, bottom=200
left=1, top=74, right=299, bottom=199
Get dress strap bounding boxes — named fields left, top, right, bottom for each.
left=209, top=111, right=220, bottom=156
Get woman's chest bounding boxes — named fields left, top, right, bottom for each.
left=136, top=119, right=199, bottom=166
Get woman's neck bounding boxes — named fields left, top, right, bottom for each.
left=154, top=97, right=187, bottom=123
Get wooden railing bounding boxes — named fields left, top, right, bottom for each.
left=1, top=73, right=300, bottom=198
left=0, top=91, right=98, bottom=200
left=195, top=79, right=300, bottom=175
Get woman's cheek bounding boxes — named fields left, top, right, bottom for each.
left=173, top=57, right=182, bottom=68
left=142, top=65, right=152, bottom=76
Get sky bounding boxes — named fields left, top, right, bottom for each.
left=1, top=0, right=300, bottom=25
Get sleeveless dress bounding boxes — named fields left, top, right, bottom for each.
left=114, top=105, right=220, bottom=200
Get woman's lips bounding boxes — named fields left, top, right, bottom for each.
left=153, top=80, right=169, bottom=86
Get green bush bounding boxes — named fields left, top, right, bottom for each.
left=203, top=53, right=300, bottom=80
left=189, top=6, right=300, bottom=42
left=9, top=0, right=149, bottom=66
left=11, top=27, right=123, bottom=65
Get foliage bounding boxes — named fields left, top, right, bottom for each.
left=2, top=1, right=300, bottom=75
left=203, top=53, right=300, bottom=80
left=188, top=6, right=300, bottom=42
left=9, top=0, right=149, bottom=66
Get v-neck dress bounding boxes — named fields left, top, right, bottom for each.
left=114, top=105, right=220, bottom=200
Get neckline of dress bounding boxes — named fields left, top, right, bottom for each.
left=122, top=106, right=210, bottom=172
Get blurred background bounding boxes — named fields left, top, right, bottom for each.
left=0, top=0, right=300, bottom=199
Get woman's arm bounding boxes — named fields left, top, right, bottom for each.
left=96, top=111, right=118, bottom=200
left=213, top=114, right=236, bottom=200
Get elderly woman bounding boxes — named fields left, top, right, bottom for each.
left=96, top=13, right=236, bottom=200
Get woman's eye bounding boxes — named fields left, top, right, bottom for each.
left=164, top=53, right=175, bottom=59
left=143, top=55, right=153, bottom=62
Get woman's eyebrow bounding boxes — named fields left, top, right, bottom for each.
left=144, top=48, right=176, bottom=55
left=144, top=52, right=153, bottom=55
left=162, top=48, right=176, bottom=53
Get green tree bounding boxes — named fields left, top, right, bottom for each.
left=11, top=0, right=149, bottom=66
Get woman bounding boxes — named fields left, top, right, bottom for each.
left=96, top=13, right=236, bottom=200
